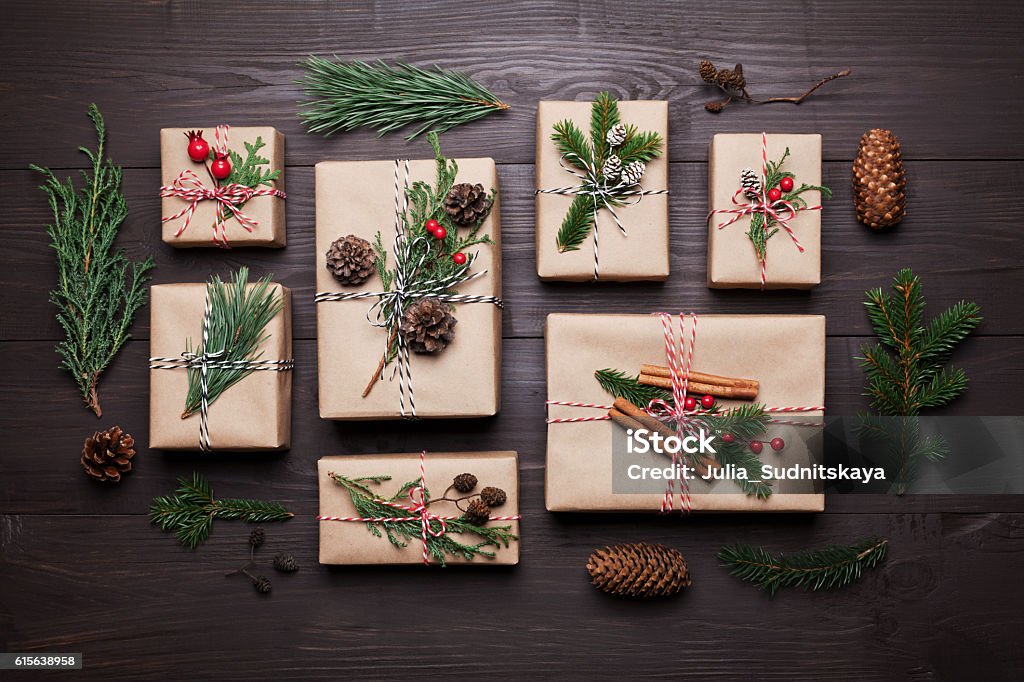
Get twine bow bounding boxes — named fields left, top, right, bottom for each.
left=536, top=152, right=668, bottom=280
left=314, top=160, right=502, bottom=418
left=149, top=292, right=294, bottom=452
left=160, top=124, right=286, bottom=248
left=318, top=451, right=522, bottom=566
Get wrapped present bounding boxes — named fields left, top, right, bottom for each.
left=315, top=135, right=501, bottom=420
left=545, top=313, right=825, bottom=512
left=160, top=125, right=286, bottom=248
left=536, top=96, right=669, bottom=281
left=318, top=451, right=520, bottom=566
left=707, top=133, right=829, bottom=289
left=149, top=271, right=293, bottom=451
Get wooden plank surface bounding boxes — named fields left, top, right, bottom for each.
left=1, top=0, right=1023, bottom=680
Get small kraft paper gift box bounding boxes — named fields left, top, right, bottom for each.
left=536, top=96, right=669, bottom=281
left=315, top=136, right=501, bottom=420
left=545, top=313, right=825, bottom=512
left=160, top=125, right=286, bottom=248
left=149, top=271, right=293, bottom=451
left=707, top=133, right=827, bottom=289
left=318, top=451, right=520, bottom=566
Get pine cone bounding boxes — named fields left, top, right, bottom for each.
left=444, top=182, right=493, bottom=227
left=480, top=486, right=507, bottom=508
left=81, top=426, right=136, bottom=483
left=602, top=155, right=622, bottom=180
left=400, top=298, right=457, bottom=354
left=621, top=161, right=645, bottom=186
left=253, top=575, right=272, bottom=594
left=716, top=66, right=746, bottom=92
left=586, top=543, right=691, bottom=598
left=699, top=59, right=718, bottom=83
left=452, top=472, right=478, bottom=493
left=704, top=100, right=726, bottom=114
left=852, top=129, right=907, bottom=229
left=461, top=499, right=491, bottom=526
left=326, top=234, right=376, bottom=285
left=273, top=553, right=299, bottom=573
left=740, top=168, right=762, bottom=199
left=606, top=123, right=628, bottom=147
left=249, top=528, right=265, bottom=548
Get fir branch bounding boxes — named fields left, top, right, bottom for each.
left=615, top=127, right=664, bottom=166
left=589, top=91, right=621, bottom=164
left=595, top=368, right=669, bottom=406
left=718, top=537, right=888, bottom=596
left=149, top=473, right=293, bottom=549
left=31, top=104, right=154, bottom=417
left=556, top=194, right=597, bottom=253
left=551, top=119, right=593, bottom=167
left=298, top=58, right=509, bottom=140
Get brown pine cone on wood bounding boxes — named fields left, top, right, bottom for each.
left=586, top=542, right=691, bottom=598
left=443, top=182, right=493, bottom=227
left=81, top=426, right=136, bottom=483
left=400, top=298, right=457, bottom=353
left=852, top=129, right=907, bottom=229
left=326, top=234, right=376, bottom=285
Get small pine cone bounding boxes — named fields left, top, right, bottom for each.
left=249, top=527, right=265, bottom=548
left=740, top=168, right=762, bottom=199
left=326, top=234, right=376, bottom=285
left=716, top=66, right=746, bottom=92
left=606, top=123, right=628, bottom=147
left=480, top=486, right=507, bottom=508
left=461, top=499, right=491, bottom=526
left=253, top=575, right=272, bottom=594
left=699, top=59, right=718, bottom=83
left=704, top=100, right=725, bottom=114
left=452, top=472, right=478, bottom=493
left=273, top=553, right=299, bottom=573
left=602, top=155, right=622, bottom=180
left=852, top=129, right=907, bottom=229
left=400, top=298, right=457, bottom=354
left=586, top=543, right=692, bottom=598
left=621, top=161, right=645, bottom=186
left=81, top=426, right=136, bottom=483
left=444, top=182, right=493, bottom=227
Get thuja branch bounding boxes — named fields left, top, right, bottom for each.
left=31, top=104, right=154, bottom=417
left=699, top=60, right=851, bottom=113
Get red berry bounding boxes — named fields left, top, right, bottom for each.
left=432, top=226, right=447, bottom=240
left=684, top=396, right=697, bottom=411
left=770, top=437, right=786, bottom=452
left=700, top=394, right=715, bottom=409
left=185, top=130, right=209, bottom=163
left=749, top=440, right=763, bottom=454
left=425, top=219, right=440, bottom=233
left=452, top=252, right=467, bottom=265
left=779, top=176, right=794, bottom=192
left=767, top=187, right=783, bottom=202
left=721, top=433, right=735, bottom=443
left=210, top=155, right=231, bottom=180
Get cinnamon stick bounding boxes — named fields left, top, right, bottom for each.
left=610, top=398, right=714, bottom=477
left=638, top=373, right=759, bottom=400
left=640, top=364, right=759, bottom=393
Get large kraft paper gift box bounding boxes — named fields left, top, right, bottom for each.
left=545, top=313, right=825, bottom=512
left=536, top=100, right=669, bottom=281
left=708, top=133, right=822, bottom=289
left=318, top=451, right=520, bottom=566
left=160, top=126, right=286, bottom=247
left=315, top=158, right=501, bottom=420
left=149, top=283, right=293, bottom=450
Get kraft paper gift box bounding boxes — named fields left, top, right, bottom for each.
left=708, top=133, right=823, bottom=289
left=535, top=100, right=669, bottom=281
left=545, top=313, right=825, bottom=512
left=160, top=126, right=286, bottom=247
left=318, top=451, right=520, bottom=566
left=149, top=282, right=293, bottom=451
left=315, top=158, right=501, bottom=420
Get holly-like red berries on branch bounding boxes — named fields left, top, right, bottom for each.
left=183, top=129, right=231, bottom=181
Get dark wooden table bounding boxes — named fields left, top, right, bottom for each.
left=3, top=1, right=1024, bottom=679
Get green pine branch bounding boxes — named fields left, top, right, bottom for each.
left=595, top=368, right=669, bottom=406
left=718, top=537, right=888, bottom=596
left=556, top=194, right=597, bottom=253
left=149, top=473, right=293, bottom=549
left=31, top=104, right=154, bottom=417
left=589, top=91, right=621, bottom=163
left=298, top=58, right=509, bottom=140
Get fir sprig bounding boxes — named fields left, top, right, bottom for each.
left=31, top=104, right=154, bottom=417
left=595, top=368, right=668, bottom=407
left=182, top=267, right=285, bottom=418
left=299, top=58, right=509, bottom=140
left=328, top=472, right=517, bottom=566
left=718, top=537, right=888, bottom=596
left=149, top=473, right=293, bottom=549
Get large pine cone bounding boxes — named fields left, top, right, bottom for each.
left=443, top=183, right=493, bottom=227
left=326, top=234, right=376, bottom=285
left=400, top=298, right=457, bottom=354
left=852, top=129, right=907, bottom=229
left=586, top=543, right=691, bottom=598
left=81, top=426, right=136, bottom=483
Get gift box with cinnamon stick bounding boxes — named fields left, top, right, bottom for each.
left=318, top=451, right=520, bottom=566
left=545, top=313, right=825, bottom=512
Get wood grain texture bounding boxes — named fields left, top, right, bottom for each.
left=1, top=0, right=1023, bottom=680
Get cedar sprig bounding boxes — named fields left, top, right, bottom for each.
left=149, top=473, right=293, bottom=550
left=699, top=59, right=852, bottom=113
left=224, top=137, right=280, bottom=189
left=718, top=537, right=888, bottom=596
left=182, top=267, right=285, bottom=418
left=328, top=473, right=517, bottom=566
left=298, top=58, right=509, bottom=140
left=31, top=104, right=154, bottom=417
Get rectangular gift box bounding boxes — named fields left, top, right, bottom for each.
left=315, top=158, right=501, bottom=420
left=535, top=100, right=670, bottom=281
left=149, top=282, right=292, bottom=450
left=160, top=126, right=286, bottom=248
left=318, top=451, right=520, bottom=566
left=545, top=313, right=825, bottom=512
left=708, top=133, right=822, bottom=289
